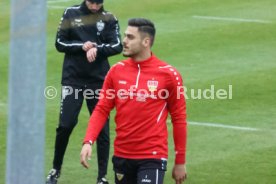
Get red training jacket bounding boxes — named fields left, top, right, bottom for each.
left=83, top=54, right=187, bottom=164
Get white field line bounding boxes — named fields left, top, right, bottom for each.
left=47, top=0, right=72, bottom=3
left=188, top=121, right=259, bottom=131
left=167, top=120, right=259, bottom=131
left=47, top=0, right=71, bottom=9
left=192, top=15, right=272, bottom=24
left=47, top=5, right=67, bottom=9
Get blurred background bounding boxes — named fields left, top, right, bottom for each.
left=1, top=0, right=276, bottom=183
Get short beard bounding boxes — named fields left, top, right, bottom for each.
left=122, top=53, right=130, bottom=57
left=90, top=9, right=99, bottom=13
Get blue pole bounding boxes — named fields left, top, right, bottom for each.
left=7, top=0, right=47, bottom=183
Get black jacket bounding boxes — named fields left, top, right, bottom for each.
left=55, top=2, right=123, bottom=86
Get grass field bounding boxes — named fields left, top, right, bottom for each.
left=1, top=0, right=276, bottom=183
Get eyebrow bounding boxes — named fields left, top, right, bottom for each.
left=124, top=33, right=134, bottom=37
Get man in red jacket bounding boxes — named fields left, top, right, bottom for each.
left=80, top=18, right=187, bottom=184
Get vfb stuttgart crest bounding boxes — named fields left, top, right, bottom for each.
left=147, top=80, right=158, bottom=92
left=96, top=20, right=105, bottom=32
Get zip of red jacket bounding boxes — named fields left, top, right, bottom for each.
left=83, top=54, right=187, bottom=164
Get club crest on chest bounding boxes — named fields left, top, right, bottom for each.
left=96, top=20, right=105, bottom=32
left=147, top=80, right=158, bottom=92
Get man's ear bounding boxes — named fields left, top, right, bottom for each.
left=142, top=37, right=151, bottom=47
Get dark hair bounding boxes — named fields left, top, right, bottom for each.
left=87, top=0, right=103, bottom=4
left=128, top=18, right=156, bottom=46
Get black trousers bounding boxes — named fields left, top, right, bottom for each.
left=52, top=85, right=110, bottom=180
left=112, top=156, right=167, bottom=184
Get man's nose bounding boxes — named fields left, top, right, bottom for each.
left=123, top=37, right=127, bottom=44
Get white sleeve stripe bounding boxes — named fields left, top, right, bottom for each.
left=98, top=44, right=110, bottom=47
left=64, top=6, right=80, bottom=14
left=159, top=65, right=172, bottom=69
left=117, top=62, right=125, bottom=66
left=156, top=169, right=159, bottom=184
left=57, top=38, right=83, bottom=47
left=112, top=37, right=121, bottom=48
left=97, top=37, right=121, bottom=48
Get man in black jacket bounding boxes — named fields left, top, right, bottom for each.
left=46, top=0, right=122, bottom=184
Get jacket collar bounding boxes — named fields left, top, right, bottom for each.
left=127, top=53, right=157, bottom=67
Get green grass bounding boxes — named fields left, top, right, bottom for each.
left=1, top=0, right=276, bottom=183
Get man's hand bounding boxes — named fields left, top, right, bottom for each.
left=82, top=41, right=97, bottom=52
left=80, top=143, right=92, bottom=169
left=86, top=47, right=98, bottom=62
left=172, top=164, right=187, bottom=184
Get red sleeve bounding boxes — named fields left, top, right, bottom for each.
left=166, top=69, right=187, bottom=164
left=83, top=68, right=116, bottom=144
